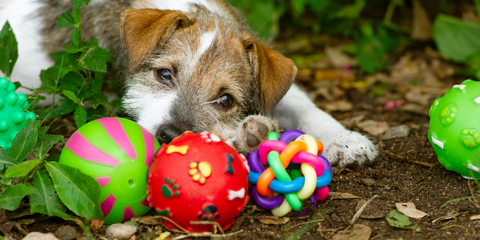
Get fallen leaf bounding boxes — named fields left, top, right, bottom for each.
left=472, top=215, right=480, bottom=220
left=325, top=46, right=358, bottom=68
left=341, top=114, right=365, bottom=128
left=383, top=125, right=410, bottom=140
left=405, top=91, right=436, bottom=106
left=411, top=0, right=432, bottom=40
left=332, top=224, right=371, bottom=240
left=386, top=210, right=421, bottom=231
left=324, top=100, right=353, bottom=112
left=357, top=120, right=389, bottom=135
left=90, top=219, right=104, bottom=232
left=432, top=211, right=459, bottom=223
left=157, top=231, right=171, bottom=240
left=400, top=103, right=429, bottom=116
left=259, top=217, right=290, bottom=225
left=329, top=192, right=360, bottom=199
left=131, top=216, right=162, bottom=225
left=355, top=200, right=385, bottom=219
left=396, top=202, right=427, bottom=219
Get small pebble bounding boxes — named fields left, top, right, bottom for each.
left=23, top=232, right=59, bottom=240
left=383, top=125, right=410, bottom=140
left=331, top=213, right=339, bottom=221
left=362, top=178, right=376, bottom=187
left=105, top=223, right=137, bottom=240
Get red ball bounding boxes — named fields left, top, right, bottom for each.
left=147, top=131, right=250, bottom=232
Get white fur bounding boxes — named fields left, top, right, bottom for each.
left=0, top=0, right=53, bottom=94
left=273, top=84, right=378, bottom=167
left=133, top=0, right=222, bottom=13
left=123, top=88, right=177, bottom=134
left=197, top=31, right=216, bottom=59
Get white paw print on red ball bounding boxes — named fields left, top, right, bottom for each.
left=200, top=131, right=221, bottom=143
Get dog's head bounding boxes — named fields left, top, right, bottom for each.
left=120, top=5, right=297, bottom=144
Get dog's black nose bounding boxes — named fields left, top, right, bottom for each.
left=157, top=124, right=182, bottom=144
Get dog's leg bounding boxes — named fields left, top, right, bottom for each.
left=272, top=84, right=378, bottom=167
left=230, top=115, right=280, bottom=156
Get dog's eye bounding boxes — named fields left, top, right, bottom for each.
left=155, top=68, right=173, bottom=83
left=217, top=94, right=234, bottom=108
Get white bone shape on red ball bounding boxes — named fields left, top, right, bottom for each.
left=228, top=188, right=246, bottom=200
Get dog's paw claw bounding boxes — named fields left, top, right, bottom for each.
left=323, top=131, right=378, bottom=167
left=233, top=115, right=279, bottom=155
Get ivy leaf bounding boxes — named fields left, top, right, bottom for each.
left=0, top=183, right=38, bottom=211
left=78, top=46, right=107, bottom=73
left=5, top=160, right=42, bottom=178
left=30, top=170, right=72, bottom=219
left=71, top=0, right=91, bottom=10
left=74, top=105, right=87, bottom=128
left=33, top=126, right=64, bottom=160
left=0, top=21, right=19, bottom=78
left=0, top=147, right=16, bottom=171
left=62, top=90, right=81, bottom=104
left=45, top=162, right=103, bottom=219
left=8, top=119, right=40, bottom=164
left=56, top=11, right=75, bottom=29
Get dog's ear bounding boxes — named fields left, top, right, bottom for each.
left=246, top=41, right=297, bottom=114
left=121, top=9, right=193, bottom=73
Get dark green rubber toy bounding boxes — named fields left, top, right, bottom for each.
left=0, top=77, right=36, bottom=152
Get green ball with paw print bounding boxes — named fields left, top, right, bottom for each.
left=428, top=79, right=480, bottom=178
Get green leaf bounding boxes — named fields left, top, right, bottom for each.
left=65, top=44, right=81, bottom=54
left=386, top=210, right=421, bottom=231
left=78, top=46, right=107, bottom=73
left=0, top=21, right=19, bottom=78
left=71, top=0, right=91, bottom=9
left=336, top=0, right=365, bottom=19
left=71, top=27, right=80, bottom=47
left=30, top=170, right=72, bottom=219
left=33, top=126, right=64, bottom=160
left=0, top=177, right=12, bottom=186
left=74, top=105, right=87, bottom=128
left=13, top=81, right=21, bottom=90
left=56, top=11, right=75, bottom=29
left=356, top=36, right=386, bottom=74
left=62, top=90, right=81, bottom=104
left=8, top=119, right=40, bottom=164
left=0, top=183, right=38, bottom=211
left=59, top=72, right=85, bottom=92
left=46, top=154, right=60, bottom=162
left=89, top=93, right=108, bottom=109
left=87, top=105, right=106, bottom=121
left=5, top=160, right=42, bottom=178
left=0, top=147, right=16, bottom=171
left=72, top=8, right=81, bottom=24
left=433, top=14, right=480, bottom=63
left=45, top=162, right=103, bottom=219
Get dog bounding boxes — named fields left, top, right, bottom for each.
left=0, top=0, right=378, bottom=167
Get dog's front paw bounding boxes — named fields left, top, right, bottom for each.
left=323, top=131, right=378, bottom=167
left=232, top=115, right=280, bottom=155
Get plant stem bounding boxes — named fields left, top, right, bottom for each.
left=52, top=55, right=65, bottom=107
left=384, top=0, right=396, bottom=23
left=73, top=217, right=94, bottom=240
left=77, top=8, right=83, bottom=49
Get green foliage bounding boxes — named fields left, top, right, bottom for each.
left=386, top=210, right=421, bottom=231
left=37, top=1, right=118, bottom=125
left=0, top=21, right=18, bottom=79
left=433, top=14, right=480, bottom=62
left=0, top=0, right=105, bottom=232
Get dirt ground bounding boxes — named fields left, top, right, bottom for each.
left=2, top=39, right=480, bottom=240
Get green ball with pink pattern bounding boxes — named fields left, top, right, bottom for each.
left=59, top=117, right=160, bottom=224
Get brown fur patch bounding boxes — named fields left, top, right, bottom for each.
left=121, top=9, right=194, bottom=73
